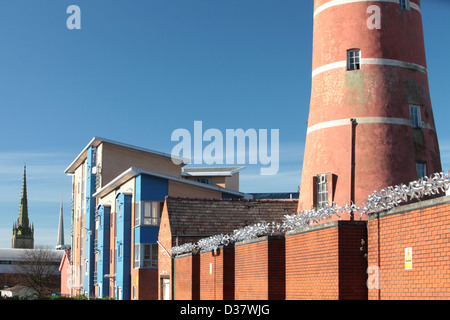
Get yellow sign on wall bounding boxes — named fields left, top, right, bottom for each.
left=405, top=247, right=412, bottom=270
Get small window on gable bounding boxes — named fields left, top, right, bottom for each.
left=400, top=0, right=410, bottom=10
left=347, top=49, right=361, bottom=71
left=316, top=174, right=328, bottom=208
left=196, top=177, right=212, bottom=185
left=409, top=105, right=422, bottom=128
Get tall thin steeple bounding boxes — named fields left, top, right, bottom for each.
left=12, top=165, right=34, bottom=249
left=56, top=197, right=65, bottom=249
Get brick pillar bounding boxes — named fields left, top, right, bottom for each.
left=235, top=235, right=285, bottom=300
left=174, top=253, right=200, bottom=300
left=286, top=221, right=367, bottom=300
left=199, top=245, right=235, bottom=300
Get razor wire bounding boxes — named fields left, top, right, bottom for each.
left=170, top=171, right=450, bottom=256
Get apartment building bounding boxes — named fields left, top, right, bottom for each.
left=64, top=137, right=246, bottom=299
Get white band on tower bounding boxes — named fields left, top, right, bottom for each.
left=312, top=58, right=427, bottom=78
left=307, top=117, right=435, bottom=135
left=314, top=0, right=421, bottom=18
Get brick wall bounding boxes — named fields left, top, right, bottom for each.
left=367, top=196, right=450, bottom=300
left=199, top=246, right=235, bottom=300
left=168, top=196, right=450, bottom=300
left=132, top=269, right=158, bottom=300
left=234, top=235, right=285, bottom=300
left=285, top=221, right=367, bottom=300
left=174, top=253, right=200, bottom=300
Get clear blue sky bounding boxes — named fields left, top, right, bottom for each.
left=0, top=0, right=449, bottom=248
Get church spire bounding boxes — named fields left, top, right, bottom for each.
left=12, top=165, right=34, bottom=248
left=56, top=197, right=65, bottom=249
left=18, top=165, right=30, bottom=229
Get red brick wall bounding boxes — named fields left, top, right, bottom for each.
left=234, top=236, right=285, bottom=300
left=199, top=246, right=235, bottom=300
left=174, top=253, right=200, bottom=300
left=338, top=222, right=368, bottom=299
left=286, top=221, right=367, bottom=300
left=368, top=196, right=450, bottom=300
left=132, top=269, right=158, bottom=300
left=157, top=198, right=175, bottom=300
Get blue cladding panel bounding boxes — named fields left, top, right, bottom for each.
left=96, top=205, right=110, bottom=298
left=222, top=192, right=242, bottom=199
left=134, top=174, right=168, bottom=252
left=135, top=174, right=168, bottom=202
left=84, top=146, right=97, bottom=297
left=116, top=192, right=132, bottom=300
left=134, top=226, right=159, bottom=244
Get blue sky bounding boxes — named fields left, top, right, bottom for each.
left=0, top=0, right=449, bottom=248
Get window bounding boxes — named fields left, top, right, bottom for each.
left=409, top=105, right=422, bottom=128
left=416, top=162, right=427, bottom=179
left=400, top=0, right=410, bottom=10
left=347, top=49, right=361, bottom=71
left=317, top=174, right=328, bottom=208
left=118, top=204, right=123, bottom=218
left=195, top=177, right=212, bottom=185
left=134, top=243, right=158, bottom=269
left=135, top=201, right=161, bottom=226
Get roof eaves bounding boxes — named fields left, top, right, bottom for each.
left=93, top=167, right=248, bottom=198
left=181, top=166, right=246, bottom=177
left=64, top=136, right=190, bottom=174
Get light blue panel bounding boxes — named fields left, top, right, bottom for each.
left=96, top=204, right=110, bottom=298
left=84, top=146, right=97, bottom=297
left=115, top=192, right=132, bottom=300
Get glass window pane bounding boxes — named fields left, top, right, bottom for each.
left=144, top=244, right=151, bottom=259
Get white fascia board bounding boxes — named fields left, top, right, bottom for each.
left=181, top=166, right=246, bottom=177
left=64, top=136, right=189, bottom=174
left=93, top=167, right=247, bottom=199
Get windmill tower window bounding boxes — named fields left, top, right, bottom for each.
left=316, top=174, right=328, bottom=208
left=347, top=49, right=361, bottom=71
left=400, top=0, right=410, bottom=10
left=409, top=105, right=422, bottom=128
left=416, top=162, right=427, bottom=179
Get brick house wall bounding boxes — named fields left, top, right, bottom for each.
left=367, top=196, right=450, bottom=300
left=131, top=268, right=158, bottom=300
left=285, top=221, right=367, bottom=300
left=199, top=246, right=235, bottom=300
left=234, top=235, right=285, bottom=300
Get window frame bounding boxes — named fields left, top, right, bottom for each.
left=195, top=177, right=212, bottom=185
left=316, top=174, right=328, bottom=208
left=135, top=201, right=161, bottom=226
left=416, top=162, right=427, bottom=180
left=134, top=243, right=158, bottom=269
left=347, top=49, right=361, bottom=71
left=400, top=0, right=410, bottom=10
left=409, top=105, right=422, bottom=129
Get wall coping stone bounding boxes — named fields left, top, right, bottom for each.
left=367, top=195, right=450, bottom=220
left=285, top=220, right=366, bottom=237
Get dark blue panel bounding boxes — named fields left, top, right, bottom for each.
left=221, top=192, right=242, bottom=199
left=134, top=226, right=159, bottom=244
left=135, top=174, right=168, bottom=202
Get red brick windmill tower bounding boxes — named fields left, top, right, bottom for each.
left=298, top=0, right=441, bottom=217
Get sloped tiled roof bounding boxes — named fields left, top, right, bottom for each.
left=165, top=197, right=298, bottom=237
